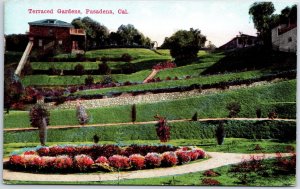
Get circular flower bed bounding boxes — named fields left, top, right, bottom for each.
left=7, top=144, right=206, bottom=173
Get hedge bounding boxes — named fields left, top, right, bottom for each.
left=4, top=120, right=296, bottom=144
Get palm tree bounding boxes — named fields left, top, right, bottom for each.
left=29, top=104, right=50, bottom=146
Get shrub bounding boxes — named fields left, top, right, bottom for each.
left=74, top=154, right=94, bottom=171
left=129, top=154, right=145, bottom=170
left=76, top=102, right=89, bottom=125
left=192, top=112, right=198, bottom=121
left=98, top=62, right=111, bottom=75
left=256, top=108, right=262, bottom=118
left=108, top=155, right=131, bottom=170
left=153, top=60, right=176, bottom=70
left=145, top=152, right=162, bottom=168
left=176, top=151, right=191, bottom=164
left=187, top=150, right=199, bottom=161
left=29, top=104, right=49, bottom=146
left=24, top=151, right=36, bottom=155
left=154, top=115, right=171, bottom=142
left=201, top=178, right=221, bottom=186
left=9, top=155, right=25, bottom=167
left=101, top=75, right=114, bottom=85
left=74, top=64, right=85, bottom=75
left=48, top=67, right=60, bottom=75
left=85, top=75, right=94, bottom=86
left=131, top=104, right=136, bottom=123
left=37, top=147, right=50, bottom=156
left=93, top=134, right=100, bottom=144
left=275, top=152, right=296, bottom=174
left=203, top=170, right=220, bottom=177
left=95, top=156, right=109, bottom=164
left=161, top=152, right=178, bottom=167
left=268, top=111, right=277, bottom=119
left=121, top=53, right=132, bottom=62
left=226, top=101, right=241, bottom=118
left=40, top=156, right=56, bottom=169
left=216, top=121, right=225, bottom=145
left=194, top=149, right=206, bottom=159
left=53, top=155, right=73, bottom=169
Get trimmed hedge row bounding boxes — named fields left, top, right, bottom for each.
left=4, top=120, right=296, bottom=144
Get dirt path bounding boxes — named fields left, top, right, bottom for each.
left=3, top=152, right=292, bottom=182
left=143, top=69, right=159, bottom=83
left=4, top=118, right=296, bottom=132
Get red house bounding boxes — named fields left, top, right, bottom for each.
left=28, top=19, right=86, bottom=53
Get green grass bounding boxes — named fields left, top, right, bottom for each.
left=3, top=157, right=296, bottom=186
left=21, top=75, right=105, bottom=86
left=31, top=62, right=100, bottom=70
left=4, top=80, right=296, bottom=128
left=74, top=69, right=277, bottom=96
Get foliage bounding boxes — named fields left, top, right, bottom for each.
left=275, top=152, right=296, bottom=174
left=161, top=28, right=206, bottom=61
left=53, top=155, right=73, bottom=170
left=74, top=154, right=94, bottom=171
left=152, top=60, right=176, bottom=70
left=98, top=61, right=111, bottom=75
left=95, top=156, right=109, bottom=164
left=93, top=134, right=100, bottom=144
left=121, top=53, right=133, bottom=62
left=145, top=153, right=162, bottom=168
left=155, top=115, right=171, bottom=142
left=129, top=154, right=145, bottom=170
left=226, top=102, right=241, bottom=118
left=192, top=112, right=198, bottom=121
left=76, top=103, right=89, bottom=125
left=84, top=75, right=94, bottom=86
left=216, top=121, right=225, bottom=145
left=131, top=104, right=136, bottom=123
left=268, top=111, right=277, bottom=119
left=201, top=178, right=221, bottom=186
left=108, top=155, right=131, bottom=170
left=74, top=64, right=85, bottom=75
left=256, top=108, right=262, bottom=118
left=203, top=170, right=220, bottom=177
left=175, top=150, right=191, bottom=164
left=161, top=152, right=178, bottom=167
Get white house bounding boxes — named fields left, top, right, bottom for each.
left=271, top=24, right=297, bottom=53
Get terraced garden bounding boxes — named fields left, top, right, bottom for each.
left=4, top=47, right=296, bottom=186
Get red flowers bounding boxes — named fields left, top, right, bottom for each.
left=161, top=152, right=178, bottom=167
left=153, top=61, right=176, bottom=70
left=8, top=145, right=206, bottom=173
left=108, top=155, right=131, bottom=170
left=129, top=154, right=145, bottom=170
left=145, top=152, right=162, bottom=168
left=53, top=155, right=73, bottom=169
left=74, top=155, right=94, bottom=171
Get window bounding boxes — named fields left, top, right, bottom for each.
left=38, top=39, right=43, bottom=47
left=58, top=40, right=63, bottom=45
left=288, top=37, right=292, bottom=43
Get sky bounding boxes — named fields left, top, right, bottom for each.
left=4, top=0, right=297, bottom=47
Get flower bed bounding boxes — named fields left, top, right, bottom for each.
left=7, top=145, right=206, bottom=173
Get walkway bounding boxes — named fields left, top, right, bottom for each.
left=3, top=152, right=292, bottom=182
left=4, top=118, right=296, bottom=132
left=143, top=69, right=159, bottom=83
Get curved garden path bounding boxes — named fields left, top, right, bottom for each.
left=143, top=69, right=159, bottom=83
left=4, top=117, right=296, bottom=132
left=3, top=152, right=292, bottom=182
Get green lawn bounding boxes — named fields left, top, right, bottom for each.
left=31, top=62, right=100, bottom=70
left=74, top=69, right=276, bottom=96
left=4, top=80, right=296, bottom=128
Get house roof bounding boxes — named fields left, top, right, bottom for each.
left=28, top=19, right=73, bottom=28
left=218, top=34, right=257, bottom=49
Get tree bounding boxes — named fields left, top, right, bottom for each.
left=71, top=17, right=109, bottom=49
left=76, top=101, right=89, bottom=125
left=192, top=112, right=198, bottom=121
left=29, top=104, right=50, bottom=146
left=249, top=2, right=275, bottom=48
left=131, top=104, right=137, bottom=123
left=215, top=121, right=225, bottom=145
left=154, top=115, right=171, bottom=142
left=161, top=28, right=206, bottom=61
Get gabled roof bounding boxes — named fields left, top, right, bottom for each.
left=28, top=19, right=73, bottom=28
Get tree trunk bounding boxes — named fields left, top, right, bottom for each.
left=39, top=117, right=47, bottom=146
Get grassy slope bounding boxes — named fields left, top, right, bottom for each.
left=4, top=79, right=296, bottom=128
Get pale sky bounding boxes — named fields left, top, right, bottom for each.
left=4, top=0, right=297, bottom=47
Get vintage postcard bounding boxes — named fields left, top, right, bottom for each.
left=3, top=0, right=297, bottom=186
